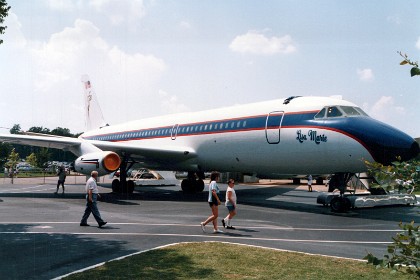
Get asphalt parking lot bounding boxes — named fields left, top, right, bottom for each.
left=0, top=176, right=418, bottom=279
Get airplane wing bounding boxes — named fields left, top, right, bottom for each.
left=0, top=133, right=82, bottom=150
left=0, top=133, right=196, bottom=162
left=88, top=140, right=196, bottom=161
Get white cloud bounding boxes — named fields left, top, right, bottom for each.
left=180, top=20, right=192, bottom=30
left=367, top=96, right=406, bottom=123
left=89, top=0, right=146, bottom=25
left=387, top=15, right=401, bottom=25
left=229, top=30, right=297, bottom=55
left=357, top=68, right=374, bottom=81
left=44, top=0, right=80, bottom=11
left=0, top=17, right=166, bottom=132
left=416, top=37, right=420, bottom=49
left=158, top=90, right=189, bottom=114
left=2, top=12, right=27, bottom=48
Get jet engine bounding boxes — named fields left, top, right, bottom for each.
left=74, top=151, right=121, bottom=176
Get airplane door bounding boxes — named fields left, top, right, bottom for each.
left=265, top=111, right=284, bottom=144
left=171, top=124, right=179, bottom=140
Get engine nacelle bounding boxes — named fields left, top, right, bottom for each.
left=74, top=151, right=121, bottom=176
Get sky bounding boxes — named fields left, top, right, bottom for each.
left=0, top=0, right=419, bottom=137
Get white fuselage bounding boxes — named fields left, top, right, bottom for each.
left=81, top=96, right=377, bottom=177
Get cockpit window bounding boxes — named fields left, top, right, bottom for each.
left=326, top=106, right=342, bottom=117
left=354, top=107, right=369, bottom=116
left=314, top=105, right=368, bottom=119
left=340, top=106, right=360, bottom=116
left=314, top=108, right=326, bottom=119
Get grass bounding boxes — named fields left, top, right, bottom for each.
left=63, top=242, right=414, bottom=280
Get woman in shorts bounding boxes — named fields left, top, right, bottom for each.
left=200, top=172, right=223, bottom=233
left=222, top=178, right=237, bottom=229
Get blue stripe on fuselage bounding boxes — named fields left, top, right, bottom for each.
left=82, top=112, right=417, bottom=164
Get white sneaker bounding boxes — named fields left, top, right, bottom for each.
left=200, top=222, right=206, bottom=233
left=213, top=229, right=223, bottom=234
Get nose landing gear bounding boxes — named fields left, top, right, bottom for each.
left=327, top=173, right=353, bottom=212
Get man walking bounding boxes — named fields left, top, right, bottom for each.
left=55, top=166, right=66, bottom=194
left=80, top=171, right=107, bottom=228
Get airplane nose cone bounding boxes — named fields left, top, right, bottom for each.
left=366, top=124, right=419, bottom=165
left=336, top=118, right=419, bottom=166
left=409, top=141, right=420, bottom=159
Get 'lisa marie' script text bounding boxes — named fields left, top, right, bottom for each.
left=296, top=130, right=327, bottom=144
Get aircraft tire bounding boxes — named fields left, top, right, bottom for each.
left=181, top=179, right=193, bottom=193
left=330, top=196, right=350, bottom=213
left=195, top=179, right=205, bottom=192
left=127, top=180, right=135, bottom=194
left=112, top=179, right=121, bottom=193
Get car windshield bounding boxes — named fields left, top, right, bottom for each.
left=314, top=106, right=369, bottom=119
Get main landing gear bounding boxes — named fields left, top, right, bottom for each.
left=328, top=173, right=354, bottom=213
left=111, top=154, right=135, bottom=194
left=181, top=171, right=205, bottom=193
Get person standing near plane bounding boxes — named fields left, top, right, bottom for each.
left=55, top=166, right=66, bottom=194
left=222, top=178, right=237, bottom=229
left=80, top=171, right=107, bottom=228
left=201, top=171, right=223, bottom=233
left=307, top=174, right=313, bottom=192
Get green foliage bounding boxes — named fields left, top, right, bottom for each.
left=0, top=0, right=10, bottom=44
left=365, top=222, right=420, bottom=277
left=5, top=148, right=19, bottom=183
left=26, top=153, right=38, bottom=167
left=9, top=124, right=21, bottom=134
left=36, top=148, right=51, bottom=168
left=5, top=148, right=19, bottom=169
left=6, top=124, right=80, bottom=167
left=364, top=159, right=420, bottom=277
left=399, top=51, right=420, bottom=77
left=0, top=142, right=12, bottom=166
left=365, top=158, right=419, bottom=193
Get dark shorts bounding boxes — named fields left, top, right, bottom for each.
left=226, top=205, right=235, bottom=212
left=208, top=201, right=218, bottom=207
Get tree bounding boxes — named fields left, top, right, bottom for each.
left=364, top=159, right=419, bottom=277
left=28, top=126, right=51, bottom=134
left=51, top=127, right=72, bottom=137
left=398, top=51, right=420, bottom=77
left=26, top=153, right=37, bottom=167
left=5, top=148, right=19, bottom=183
left=0, top=142, right=12, bottom=167
left=9, top=124, right=21, bottom=134
left=36, top=148, right=50, bottom=168
left=364, top=158, right=419, bottom=193
left=0, top=0, right=10, bottom=45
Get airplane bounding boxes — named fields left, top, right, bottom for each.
left=0, top=75, right=419, bottom=211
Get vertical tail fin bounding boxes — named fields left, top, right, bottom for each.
left=81, top=75, right=108, bottom=131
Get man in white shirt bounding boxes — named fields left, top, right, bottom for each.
left=80, top=171, right=107, bottom=227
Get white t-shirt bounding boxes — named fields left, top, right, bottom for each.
left=225, top=186, right=236, bottom=206
left=86, top=177, right=99, bottom=194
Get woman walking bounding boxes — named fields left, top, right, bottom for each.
left=222, top=178, right=237, bottom=229
left=201, top=172, right=223, bottom=233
